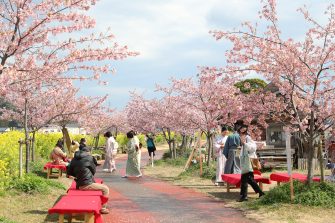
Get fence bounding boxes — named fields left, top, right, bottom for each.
left=298, top=158, right=320, bottom=170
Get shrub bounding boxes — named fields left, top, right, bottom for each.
left=8, top=173, right=66, bottom=194
left=201, top=163, right=216, bottom=179
left=154, top=134, right=165, bottom=144
left=258, top=181, right=335, bottom=207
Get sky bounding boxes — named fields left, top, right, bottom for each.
left=76, top=0, right=331, bottom=109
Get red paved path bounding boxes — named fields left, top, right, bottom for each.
left=96, top=149, right=253, bottom=223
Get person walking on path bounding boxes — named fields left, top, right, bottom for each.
left=103, top=131, right=117, bottom=173
left=214, top=126, right=229, bottom=185
left=223, top=123, right=242, bottom=174
left=238, top=126, right=265, bottom=202
left=146, top=133, right=156, bottom=160
left=67, top=146, right=110, bottom=214
left=123, top=131, right=142, bottom=178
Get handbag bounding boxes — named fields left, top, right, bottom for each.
left=250, top=158, right=262, bottom=170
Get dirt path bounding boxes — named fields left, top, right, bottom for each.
left=95, top=145, right=252, bottom=223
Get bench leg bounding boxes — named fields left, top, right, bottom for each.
left=258, top=182, right=263, bottom=191
left=58, top=169, right=62, bottom=178
left=227, top=183, right=230, bottom=193
left=68, top=214, right=72, bottom=223
left=58, top=214, right=64, bottom=223
left=277, top=181, right=280, bottom=186
left=84, top=213, right=94, bottom=223
left=47, top=168, right=51, bottom=179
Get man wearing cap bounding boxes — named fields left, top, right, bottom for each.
left=223, top=123, right=242, bottom=174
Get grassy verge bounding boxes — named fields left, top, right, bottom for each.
left=0, top=160, right=72, bottom=223
left=144, top=150, right=335, bottom=223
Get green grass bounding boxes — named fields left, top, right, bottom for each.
left=0, top=216, right=18, bottom=223
left=6, top=173, right=66, bottom=194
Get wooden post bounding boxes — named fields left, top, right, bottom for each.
left=18, top=138, right=23, bottom=178
left=318, top=141, right=324, bottom=183
left=184, top=134, right=201, bottom=171
left=285, top=129, right=294, bottom=201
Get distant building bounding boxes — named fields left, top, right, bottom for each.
left=39, top=123, right=86, bottom=135
left=0, top=127, right=10, bottom=133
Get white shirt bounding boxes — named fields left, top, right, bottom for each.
left=106, top=136, right=117, bottom=155
left=215, top=135, right=228, bottom=157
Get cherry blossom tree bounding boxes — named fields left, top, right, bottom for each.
left=0, top=0, right=137, bottom=173
left=211, top=0, right=335, bottom=184
left=0, top=0, right=137, bottom=90
left=156, top=67, right=244, bottom=164
left=126, top=92, right=194, bottom=158
left=79, top=109, right=130, bottom=149
left=0, top=81, right=107, bottom=171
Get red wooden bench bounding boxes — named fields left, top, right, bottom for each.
left=43, top=162, right=67, bottom=179
left=48, top=195, right=103, bottom=223
left=270, top=172, right=321, bottom=185
left=222, top=171, right=271, bottom=192
left=67, top=190, right=108, bottom=205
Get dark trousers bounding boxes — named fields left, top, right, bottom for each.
left=147, top=146, right=155, bottom=157
left=240, top=172, right=262, bottom=198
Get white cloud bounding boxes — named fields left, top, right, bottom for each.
left=76, top=0, right=333, bottom=109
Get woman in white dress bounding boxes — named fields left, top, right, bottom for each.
left=103, top=131, right=117, bottom=172
left=214, top=126, right=229, bottom=185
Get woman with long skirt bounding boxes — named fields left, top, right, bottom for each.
left=122, top=131, right=142, bottom=178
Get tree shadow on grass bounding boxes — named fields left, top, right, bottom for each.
left=34, top=195, right=68, bottom=223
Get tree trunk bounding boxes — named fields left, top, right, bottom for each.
left=306, top=111, right=315, bottom=185
left=188, top=136, right=194, bottom=148
left=62, top=127, right=72, bottom=153
left=94, top=134, right=100, bottom=149
left=24, top=98, right=30, bottom=173
left=31, top=131, right=36, bottom=162
left=211, top=134, right=215, bottom=160
left=206, top=133, right=212, bottom=166
left=318, top=141, right=324, bottom=183
left=167, top=128, right=175, bottom=159
left=162, top=129, right=173, bottom=158
left=180, top=134, right=186, bottom=150
left=173, top=139, right=176, bottom=159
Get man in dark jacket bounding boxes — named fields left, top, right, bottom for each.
left=67, top=146, right=110, bottom=214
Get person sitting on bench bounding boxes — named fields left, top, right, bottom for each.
left=67, top=146, right=110, bottom=214
left=50, top=139, right=68, bottom=165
